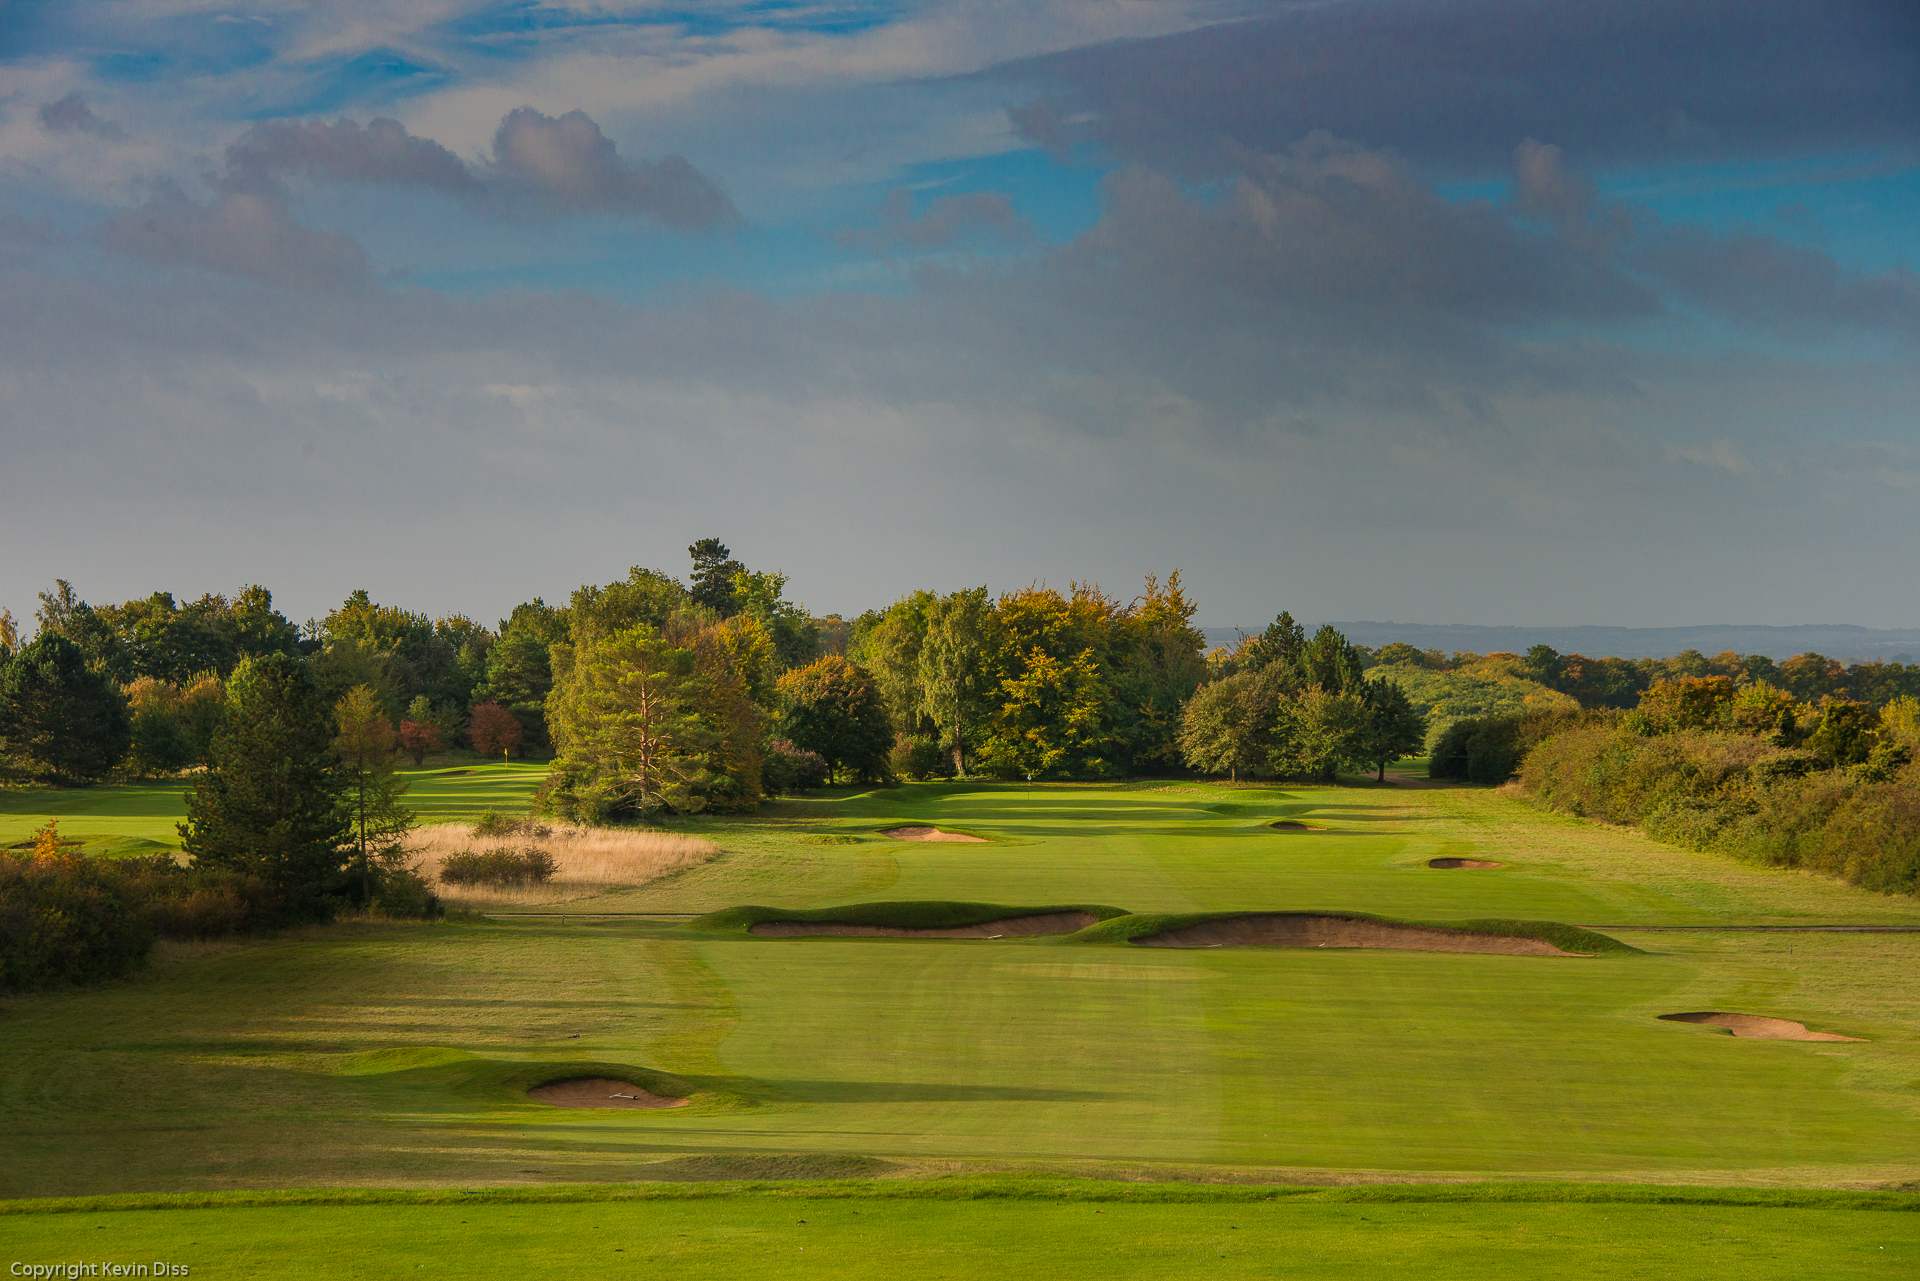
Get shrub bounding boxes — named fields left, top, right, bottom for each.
left=0, top=847, right=158, bottom=992
left=762, top=738, right=829, bottom=794
left=372, top=866, right=444, bottom=919
left=889, top=736, right=945, bottom=782
left=438, top=846, right=557, bottom=887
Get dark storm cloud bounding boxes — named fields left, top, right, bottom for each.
left=220, top=108, right=736, bottom=229
left=37, top=91, right=125, bottom=140
left=996, top=0, right=1920, bottom=175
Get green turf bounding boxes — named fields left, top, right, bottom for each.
left=689, top=900, right=1133, bottom=933
left=5, top=776, right=1920, bottom=1270
left=1062, top=909, right=1640, bottom=954
left=0, top=761, right=546, bottom=852
left=3, top=1185, right=1916, bottom=1280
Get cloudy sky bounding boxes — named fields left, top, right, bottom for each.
left=2, top=0, right=1916, bottom=631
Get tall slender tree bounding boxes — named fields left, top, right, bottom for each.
left=335, top=685, right=415, bottom=904
left=917, top=588, right=990, bottom=775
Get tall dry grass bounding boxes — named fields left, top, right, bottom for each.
left=404, top=822, right=720, bottom=909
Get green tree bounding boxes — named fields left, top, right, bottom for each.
left=687, top=538, right=746, bottom=614
left=777, top=656, right=892, bottom=783
left=547, top=625, right=718, bottom=818
left=1179, top=672, right=1264, bottom=781
left=1268, top=687, right=1366, bottom=781
left=917, top=588, right=990, bottom=775
left=978, top=648, right=1113, bottom=781
left=730, top=568, right=819, bottom=671
left=179, top=653, right=348, bottom=920
left=335, top=685, right=415, bottom=904
left=1353, top=679, right=1428, bottom=780
left=124, top=677, right=196, bottom=777
left=0, top=634, right=132, bottom=783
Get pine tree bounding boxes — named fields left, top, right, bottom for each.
left=0, top=634, right=132, bottom=783
left=179, top=653, right=348, bottom=921
left=547, top=625, right=718, bottom=817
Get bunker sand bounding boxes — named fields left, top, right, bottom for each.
left=880, top=826, right=985, bottom=842
left=1270, top=821, right=1322, bottom=832
left=751, top=911, right=1098, bottom=939
left=1430, top=857, right=1505, bottom=869
left=528, top=1078, right=688, bottom=1109
left=1131, top=914, right=1577, bottom=956
left=1660, top=1012, right=1865, bottom=1042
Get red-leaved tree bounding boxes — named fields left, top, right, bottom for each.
left=397, top=719, right=443, bottom=766
left=468, top=702, right=524, bottom=760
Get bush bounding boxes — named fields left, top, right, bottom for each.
left=762, top=738, right=829, bottom=794
left=889, top=736, right=945, bottom=782
left=472, top=810, right=551, bottom=840
left=0, top=849, right=159, bottom=992
left=372, top=866, right=444, bottom=919
left=1519, top=720, right=1920, bottom=896
left=438, top=846, right=557, bottom=887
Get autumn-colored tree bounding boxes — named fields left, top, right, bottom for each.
left=468, top=701, right=524, bottom=759
left=978, top=647, right=1112, bottom=780
left=398, top=695, right=443, bottom=766
left=1629, top=675, right=1736, bottom=734
left=335, top=685, right=414, bottom=904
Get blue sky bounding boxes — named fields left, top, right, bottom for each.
left=2, top=0, right=1916, bottom=629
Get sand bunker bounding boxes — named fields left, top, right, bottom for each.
left=1659, top=1012, right=1864, bottom=1042
left=1429, top=857, right=1504, bottom=869
left=880, top=825, right=986, bottom=842
left=750, top=911, right=1097, bottom=939
left=1131, top=914, right=1577, bottom=956
left=1270, top=821, right=1322, bottom=832
left=528, top=1077, right=688, bottom=1109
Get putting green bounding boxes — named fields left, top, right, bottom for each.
left=0, top=762, right=548, bottom=852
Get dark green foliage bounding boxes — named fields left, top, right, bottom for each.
left=1353, top=679, right=1428, bottom=779
left=688, top=538, right=746, bottom=614
left=888, top=736, right=946, bottom=781
left=1522, top=722, right=1920, bottom=895
left=179, top=653, right=349, bottom=923
left=1235, top=611, right=1307, bottom=675
left=761, top=739, right=828, bottom=793
left=688, top=900, right=1133, bottom=934
left=437, top=846, right=557, bottom=887
left=0, top=634, right=132, bottom=783
left=1430, top=710, right=1586, bottom=783
left=1807, top=700, right=1880, bottom=766
left=0, top=850, right=160, bottom=991
left=778, top=657, right=892, bottom=783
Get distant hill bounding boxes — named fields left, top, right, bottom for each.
left=1200, top=623, right=1920, bottom=663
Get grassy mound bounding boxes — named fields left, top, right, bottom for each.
left=688, top=900, right=1134, bottom=934
left=635, top=1154, right=901, bottom=1182
left=333, top=1047, right=758, bottom=1112
left=1063, top=911, right=1639, bottom=955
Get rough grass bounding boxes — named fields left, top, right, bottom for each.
left=1063, top=911, right=1641, bottom=955
left=406, top=822, right=718, bottom=909
left=689, top=900, right=1133, bottom=933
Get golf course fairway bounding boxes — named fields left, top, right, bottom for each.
left=5, top=777, right=1918, bottom=1275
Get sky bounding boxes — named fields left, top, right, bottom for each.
left=1, top=0, right=1916, bottom=632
